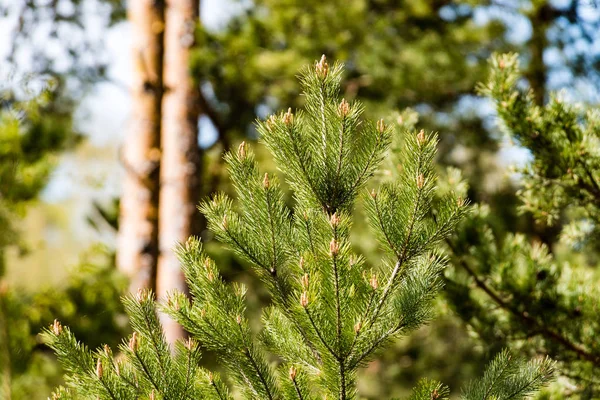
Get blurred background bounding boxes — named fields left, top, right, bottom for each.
left=0, top=0, right=599, bottom=398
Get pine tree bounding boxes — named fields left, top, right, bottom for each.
left=45, top=57, right=553, bottom=399
left=445, top=53, right=600, bottom=395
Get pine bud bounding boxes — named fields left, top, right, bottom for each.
left=300, top=291, right=309, bottom=307
left=207, top=271, right=214, bottom=282
left=330, top=212, right=340, bottom=227
left=208, top=372, right=214, bottom=383
left=52, top=319, right=63, bottom=336
left=354, top=321, right=362, bottom=333
left=498, top=59, right=505, bottom=69
left=283, top=108, right=294, bottom=125
left=237, top=141, right=247, bottom=159
left=349, top=256, right=356, bottom=268
left=128, top=332, right=139, bottom=352
left=168, top=293, right=180, bottom=311
left=186, top=337, right=195, bottom=350
left=222, top=215, right=228, bottom=229
left=316, top=54, right=329, bottom=78
left=263, top=173, right=270, bottom=189
left=299, top=256, right=305, bottom=270
left=266, top=115, right=277, bottom=131
left=115, top=360, right=121, bottom=376
left=457, top=196, right=464, bottom=207
left=236, top=315, right=242, bottom=325
left=330, top=239, right=340, bottom=256
left=369, top=274, right=379, bottom=290
left=289, top=366, right=297, bottom=380
left=370, top=188, right=377, bottom=199
left=200, top=308, right=207, bottom=318
left=338, top=99, right=350, bottom=117
left=103, top=344, right=112, bottom=356
left=416, top=174, right=425, bottom=189
left=417, top=129, right=426, bottom=146
left=96, top=358, right=103, bottom=379
left=376, top=119, right=385, bottom=134
left=301, top=273, right=309, bottom=289
left=149, top=390, right=156, bottom=400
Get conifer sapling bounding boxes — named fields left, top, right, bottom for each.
left=44, top=56, right=554, bottom=400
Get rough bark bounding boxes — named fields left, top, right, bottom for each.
left=117, top=0, right=165, bottom=293
left=157, top=0, right=202, bottom=343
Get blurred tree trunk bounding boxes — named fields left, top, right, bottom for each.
left=157, top=0, right=202, bottom=343
left=526, top=4, right=550, bottom=107
left=117, top=0, right=165, bottom=292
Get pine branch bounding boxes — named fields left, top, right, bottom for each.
left=446, top=238, right=600, bottom=365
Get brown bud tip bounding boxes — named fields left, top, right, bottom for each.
left=128, top=332, right=139, bottom=352
left=498, top=59, right=505, bottom=69
left=316, top=54, right=329, bottom=78
left=299, top=256, right=305, bottom=270
left=238, top=141, right=247, bottom=158
left=208, top=372, right=214, bottom=383
left=370, top=188, right=377, bottom=199
left=377, top=119, right=385, bottom=134
left=52, top=319, right=63, bottom=336
left=115, top=361, right=121, bottom=376
left=369, top=274, right=379, bottom=290
left=266, top=115, right=277, bottom=131
left=330, top=212, right=340, bottom=227
left=301, top=273, right=309, bottom=289
left=222, top=215, right=228, bottom=229
left=283, top=108, right=294, bottom=125
left=186, top=337, right=195, bottom=350
left=416, top=174, right=425, bottom=189
left=457, top=196, right=464, bottom=207
left=300, top=291, right=309, bottom=308
left=135, top=288, right=144, bottom=302
left=236, top=315, right=242, bottom=325
left=330, top=239, right=340, bottom=256
left=338, top=99, right=350, bottom=117
left=289, top=366, right=297, bottom=380
left=149, top=390, right=156, bottom=400
left=169, top=294, right=181, bottom=311
left=354, top=321, right=362, bottom=333
left=103, top=344, right=111, bottom=356
left=417, top=129, right=426, bottom=146
left=263, top=173, right=270, bottom=189
left=96, top=358, right=103, bottom=379
left=349, top=256, right=356, bottom=268
left=207, top=271, right=215, bottom=282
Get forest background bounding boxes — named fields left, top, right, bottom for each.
left=1, top=0, right=600, bottom=398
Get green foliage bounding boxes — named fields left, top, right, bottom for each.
left=46, top=58, right=553, bottom=399
left=0, top=247, right=128, bottom=399
left=445, top=53, right=600, bottom=396
left=0, top=85, right=79, bottom=269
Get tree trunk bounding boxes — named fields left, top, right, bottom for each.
left=118, top=0, right=165, bottom=293
left=157, top=0, right=202, bottom=343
